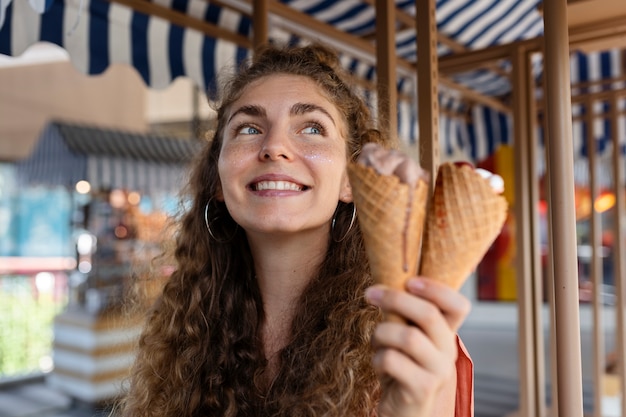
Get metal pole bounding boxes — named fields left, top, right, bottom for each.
left=542, top=1, right=584, bottom=415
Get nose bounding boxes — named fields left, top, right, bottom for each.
left=259, top=128, right=292, bottom=161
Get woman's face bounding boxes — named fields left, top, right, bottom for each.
left=217, top=74, right=353, bottom=238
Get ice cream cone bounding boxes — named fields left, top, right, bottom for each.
left=347, top=162, right=429, bottom=299
left=419, top=162, right=508, bottom=290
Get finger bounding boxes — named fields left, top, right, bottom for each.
left=365, top=285, right=455, bottom=353
left=372, top=347, right=440, bottom=403
left=406, top=277, right=471, bottom=331
left=366, top=285, right=445, bottom=327
left=371, top=321, right=455, bottom=376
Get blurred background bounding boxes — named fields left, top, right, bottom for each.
left=1, top=0, right=624, bottom=416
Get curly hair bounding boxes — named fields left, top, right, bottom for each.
left=119, top=43, right=391, bottom=417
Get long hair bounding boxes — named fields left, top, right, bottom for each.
left=119, top=43, right=389, bottom=417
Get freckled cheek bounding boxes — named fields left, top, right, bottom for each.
left=218, top=146, right=254, bottom=189
left=220, top=142, right=258, bottom=167
left=301, top=144, right=346, bottom=167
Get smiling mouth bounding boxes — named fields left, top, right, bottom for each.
left=251, top=180, right=308, bottom=191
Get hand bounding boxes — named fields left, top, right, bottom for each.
left=365, top=277, right=471, bottom=417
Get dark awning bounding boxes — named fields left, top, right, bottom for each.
left=15, top=121, right=203, bottom=193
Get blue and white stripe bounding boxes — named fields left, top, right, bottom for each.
left=0, top=0, right=251, bottom=91
left=1, top=0, right=623, bottom=182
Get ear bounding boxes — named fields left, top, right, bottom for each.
left=339, top=175, right=353, bottom=203
left=215, top=184, right=225, bottom=202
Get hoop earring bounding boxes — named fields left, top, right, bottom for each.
left=204, top=202, right=238, bottom=243
left=331, top=203, right=357, bottom=242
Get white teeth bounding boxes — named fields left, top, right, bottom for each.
left=255, top=181, right=302, bottom=191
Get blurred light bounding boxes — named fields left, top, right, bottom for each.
left=110, top=189, right=126, bottom=208
left=39, top=355, right=54, bottom=373
left=75, top=180, right=91, bottom=194
left=0, top=257, right=76, bottom=274
left=115, top=225, right=128, bottom=239
left=128, top=191, right=141, bottom=205
left=35, top=272, right=55, bottom=292
left=69, top=270, right=88, bottom=287
left=595, top=192, right=615, bottom=213
left=76, top=233, right=95, bottom=255
left=78, top=261, right=92, bottom=273
left=538, top=200, right=547, bottom=215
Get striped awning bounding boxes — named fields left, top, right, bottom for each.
left=0, top=0, right=543, bottom=139
left=0, top=0, right=545, bottom=92
left=1, top=0, right=624, bottom=179
left=0, top=0, right=250, bottom=91
left=15, top=121, right=203, bottom=193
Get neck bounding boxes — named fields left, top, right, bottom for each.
left=247, top=228, right=329, bottom=358
left=249, top=229, right=329, bottom=313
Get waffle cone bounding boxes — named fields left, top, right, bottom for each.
left=347, top=163, right=429, bottom=292
left=419, top=162, right=508, bottom=290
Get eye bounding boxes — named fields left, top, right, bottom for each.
left=301, top=122, right=325, bottom=135
left=235, top=124, right=260, bottom=135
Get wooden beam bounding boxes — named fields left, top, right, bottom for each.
left=586, top=95, right=605, bottom=417
left=416, top=0, right=440, bottom=192
left=268, top=1, right=377, bottom=56
left=610, top=91, right=626, bottom=417
left=439, top=17, right=626, bottom=75
left=512, top=45, right=546, bottom=417
left=209, top=0, right=252, bottom=18
left=252, top=0, right=269, bottom=50
left=361, top=0, right=465, bottom=53
left=375, top=0, right=398, bottom=145
left=439, top=77, right=511, bottom=114
left=438, top=38, right=538, bottom=75
left=208, top=0, right=511, bottom=114
left=107, top=0, right=251, bottom=49
left=536, top=86, right=626, bottom=110
left=542, top=1, right=585, bottom=415
left=569, top=16, right=626, bottom=52
left=261, top=0, right=509, bottom=115
left=566, top=0, right=626, bottom=28
left=572, top=109, right=626, bottom=121
left=571, top=74, right=626, bottom=94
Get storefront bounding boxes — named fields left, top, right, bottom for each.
left=9, top=120, right=203, bottom=401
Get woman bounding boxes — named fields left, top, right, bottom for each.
left=120, top=43, right=472, bottom=417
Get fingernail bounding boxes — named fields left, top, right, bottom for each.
left=407, top=278, right=426, bottom=291
left=365, top=286, right=384, bottom=303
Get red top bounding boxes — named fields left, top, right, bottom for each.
left=455, top=336, right=474, bottom=416
left=432, top=336, right=474, bottom=416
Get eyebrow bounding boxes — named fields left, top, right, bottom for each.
left=290, top=102, right=336, bottom=126
left=227, top=102, right=337, bottom=126
left=227, top=105, right=266, bottom=124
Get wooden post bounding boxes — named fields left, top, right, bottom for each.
left=252, top=0, right=269, bottom=51
left=610, top=91, right=626, bottom=417
left=525, top=54, right=546, bottom=417
left=415, top=0, right=439, bottom=192
left=375, top=0, right=398, bottom=147
left=539, top=67, right=560, bottom=417
left=586, top=97, right=605, bottom=417
left=542, top=0, right=584, bottom=415
left=512, top=45, right=546, bottom=417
